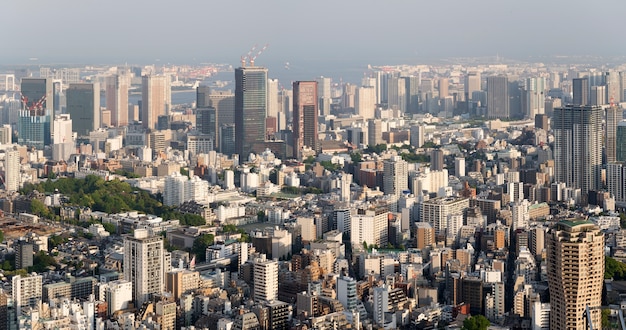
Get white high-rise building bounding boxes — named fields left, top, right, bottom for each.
left=350, top=207, right=389, bottom=248
left=383, top=156, right=408, bottom=199
left=164, top=172, right=187, bottom=206
left=337, top=276, right=357, bottom=311
left=387, top=77, right=406, bottom=112
left=455, top=157, right=466, bottom=178
left=267, top=78, right=279, bottom=119
left=373, top=286, right=389, bottom=327
left=253, top=254, right=278, bottom=302
left=164, top=173, right=209, bottom=206
left=52, top=114, right=75, bottom=161
left=334, top=208, right=351, bottom=234
left=421, top=196, right=469, bottom=235
left=224, top=170, right=235, bottom=190
left=124, top=229, right=166, bottom=306
left=409, top=124, right=425, bottom=148
left=5, top=147, right=20, bottom=193
left=106, top=280, right=133, bottom=316
left=607, top=162, right=626, bottom=208
left=355, top=87, right=376, bottom=120
left=12, top=274, right=42, bottom=316
left=316, top=76, right=332, bottom=116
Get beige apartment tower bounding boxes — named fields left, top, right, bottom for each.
left=547, top=220, right=604, bottom=330
left=141, top=75, right=171, bottom=130
left=106, top=74, right=130, bottom=127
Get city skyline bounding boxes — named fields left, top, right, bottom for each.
left=5, top=1, right=626, bottom=67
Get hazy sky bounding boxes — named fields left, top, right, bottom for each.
left=4, top=0, right=626, bottom=67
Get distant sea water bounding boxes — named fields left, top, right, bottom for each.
left=128, top=60, right=376, bottom=106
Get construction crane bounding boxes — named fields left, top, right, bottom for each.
left=240, top=45, right=258, bottom=68
left=249, top=43, right=269, bottom=67
left=20, top=93, right=46, bottom=116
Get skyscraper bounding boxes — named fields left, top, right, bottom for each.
left=572, top=78, right=589, bottom=106
left=4, top=147, right=20, bottom=193
left=141, top=75, right=171, bottom=130
left=607, top=162, right=626, bottom=208
left=547, top=220, right=603, bottom=330
left=106, top=74, right=130, bottom=127
left=123, top=229, right=167, bottom=306
left=617, top=121, right=626, bottom=162
left=235, top=66, right=268, bottom=157
left=196, top=107, right=218, bottom=148
left=465, top=72, right=481, bottom=101
left=486, top=75, right=509, bottom=119
left=18, top=78, right=53, bottom=149
left=383, top=155, right=408, bottom=199
left=431, top=149, right=444, bottom=171
left=315, top=76, right=332, bottom=116
left=196, top=85, right=211, bottom=108
left=355, top=87, right=376, bottom=119
left=553, top=105, right=603, bottom=202
left=438, top=78, right=449, bottom=98
left=67, top=82, right=100, bottom=135
left=387, top=76, right=406, bottom=112
left=293, top=81, right=319, bottom=158
left=606, top=105, right=621, bottom=163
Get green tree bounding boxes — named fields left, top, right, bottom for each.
left=30, top=199, right=50, bottom=218
left=602, top=309, right=610, bottom=329
left=350, top=152, right=362, bottom=163
left=257, top=210, right=266, bottom=222
left=192, top=234, right=215, bottom=262
left=102, top=223, right=116, bottom=235
left=462, top=315, right=490, bottom=330
left=605, top=256, right=626, bottom=280
left=365, top=144, right=387, bottom=154
left=0, top=229, right=4, bottom=243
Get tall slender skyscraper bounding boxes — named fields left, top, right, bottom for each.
left=106, top=74, right=130, bottom=127
left=465, top=72, right=481, bottom=101
left=387, top=77, right=406, bottom=112
left=293, top=81, right=318, bottom=158
left=253, top=254, right=278, bottom=302
left=67, top=82, right=100, bottom=135
left=235, top=66, right=268, bottom=157
left=617, top=121, right=626, bottom=162
left=141, top=75, right=171, bottom=130
left=572, top=78, right=589, bottom=106
left=18, top=78, right=53, bottom=149
left=553, top=105, right=603, bottom=202
left=606, top=105, right=621, bottom=163
left=486, top=75, right=509, bottom=119
left=383, top=155, right=408, bottom=199
left=316, top=76, right=332, bottom=116
left=4, top=147, right=20, bottom=193
left=196, top=85, right=211, bottom=108
left=123, top=229, right=167, bottom=306
left=547, top=220, right=603, bottom=330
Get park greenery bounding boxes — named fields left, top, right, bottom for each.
left=605, top=256, right=626, bottom=280
left=462, top=315, right=490, bottom=330
left=22, top=175, right=205, bottom=226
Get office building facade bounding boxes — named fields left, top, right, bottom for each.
left=235, top=66, right=268, bottom=157
left=18, top=78, right=53, bottom=149
left=67, top=82, right=100, bottom=135
left=106, top=74, right=130, bottom=127
left=141, top=75, right=171, bottom=130
left=553, top=105, right=603, bottom=202
left=293, top=81, right=319, bottom=158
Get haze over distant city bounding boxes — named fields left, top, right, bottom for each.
left=5, top=0, right=626, bottom=69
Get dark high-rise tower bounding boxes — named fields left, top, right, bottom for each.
left=196, top=85, right=211, bottom=108
left=553, top=105, right=603, bottom=203
left=572, top=78, right=589, bottom=106
left=235, top=66, right=268, bottom=157
left=196, top=107, right=218, bottom=147
left=606, top=104, right=621, bottom=163
left=18, top=78, right=54, bottom=149
left=67, top=82, right=100, bottom=135
left=486, top=75, right=509, bottom=119
left=293, top=81, right=319, bottom=158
